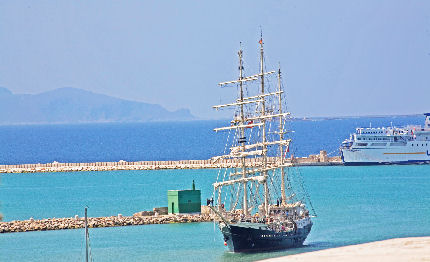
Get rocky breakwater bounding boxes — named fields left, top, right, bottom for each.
left=0, top=212, right=213, bottom=233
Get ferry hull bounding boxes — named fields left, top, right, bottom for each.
left=341, top=148, right=430, bottom=165
left=343, top=160, right=430, bottom=166
left=220, top=222, right=312, bottom=253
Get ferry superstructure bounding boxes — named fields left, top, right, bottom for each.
left=340, top=113, right=430, bottom=165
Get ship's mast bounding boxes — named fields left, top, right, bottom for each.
left=277, top=66, right=287, bottom=205
left=238, top=46, right=249, bottom=217
left=259, top=35, right=269, bottom=216
left=212, top=37, right=292, bottom=217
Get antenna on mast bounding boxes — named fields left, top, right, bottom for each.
left=259, top=27, right=264, bottom=46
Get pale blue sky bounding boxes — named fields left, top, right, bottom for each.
left=1, top=1, right=429, bottom=119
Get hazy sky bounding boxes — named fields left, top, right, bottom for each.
left=1, top=1, right=429, bottom=119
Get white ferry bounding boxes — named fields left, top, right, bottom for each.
left=340, top=113, right=430, bottom=165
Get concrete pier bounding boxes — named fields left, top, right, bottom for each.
left=0, top=153, right=342, bottom=174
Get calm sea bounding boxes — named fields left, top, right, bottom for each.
left=0, top=115, right=429, bottom=261
left=0, top=115, right=423, bottom=165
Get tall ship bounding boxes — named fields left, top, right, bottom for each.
left=340, top=113, right=430, bottom=165
left=210, top=37, right=313, bottom=252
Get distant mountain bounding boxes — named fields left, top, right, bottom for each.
left=0, top=87, right=195, bottom=124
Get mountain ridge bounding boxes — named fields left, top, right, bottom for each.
left=0, top=87, right=195, bottom=124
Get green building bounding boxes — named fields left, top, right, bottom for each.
left=167, top=181, right=201, bottom=214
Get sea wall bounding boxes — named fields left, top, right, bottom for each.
left=0, top=153, right=342, bottom=174
left=0, top=212, right=213, bottom=233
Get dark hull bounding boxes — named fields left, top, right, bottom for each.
left=221, top=222, right=312, bottom=253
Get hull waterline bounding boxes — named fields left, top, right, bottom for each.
left=221, top=222, right=313, bottom=252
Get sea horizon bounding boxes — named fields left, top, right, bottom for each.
left=0, top=115, right=424, bottom=165
left=0, top=112, right=426, bottom=127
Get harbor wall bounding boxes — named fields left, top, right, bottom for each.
left=0, top=152, right=342, bottom=173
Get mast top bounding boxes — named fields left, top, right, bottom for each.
left=259, top=28, right=264, bottom=47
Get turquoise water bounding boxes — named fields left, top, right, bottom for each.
left=1, top=165, right=429, bottom=261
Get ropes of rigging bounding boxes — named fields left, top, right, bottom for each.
left=294, top=167, right=317, bottom=217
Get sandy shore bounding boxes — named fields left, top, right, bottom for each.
left=260, top=237, right=430, bottom=262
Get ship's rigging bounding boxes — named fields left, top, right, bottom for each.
left=211, top=37, right=314, bottom=219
